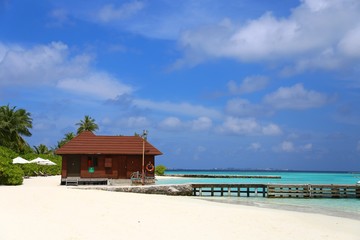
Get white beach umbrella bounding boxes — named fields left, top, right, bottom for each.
left=12, top=156, right=29, bottom=164
left=29, top=157, right=56, bottom=165
left=29, top=157, right=47, bottom=164
left=39, top=159, right=56, bottom=166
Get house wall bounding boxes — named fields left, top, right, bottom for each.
left=125, top=155, right=154, bottom=178
left=61, top=154, right=155, bottom=179
left=61, top=155, right=67, bottom=178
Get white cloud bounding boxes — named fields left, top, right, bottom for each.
left=0, top=42, right=82, bottom=85
left=217, top=117, right=282, bottom=136
left=126, top=116, right=150, bottom=128
left=262, top=124, right=282, bottom=136
left=280, top=141, right=295, bottom=152
left=157, top=116, right=213, bottom=132
left=248, top=142, right=261, bottom=151
left=191, top=117, right=212, bottom=131
left=97, top=1, right=145, bottom=22
left=301, top=143, right=313, bottom=151
left=302, top=0, right=332, bottom=12
left=263, top=83, right=328, bottom=110
left=133, top=99, right=221, bottom=119
left=228, top=75, right=268, bottom=94
left=218, top=117, right=260, bottom=135
left=175, top=0, right=360, bottom=71
left=338, top=25, right=360, bottom=58
left=226, top=84, right=327, bottom=117
left=71, top=0, right=222, bottom=40
left=158, top=117, right=183, bottom=130
left=280, top=48, right=343, bottom=75
left=57, top=73, right=133, bottom=100
left=228, top=13, right=301, bottom=60
left=100, top=117, right=112, bottom=125
left=0, top=41, right=134, bottom=100
left=48, top=9, right=72, bottom=27
left=276, top=141, right=312, bottom=153
left=225, top=98, right=265, bottom=117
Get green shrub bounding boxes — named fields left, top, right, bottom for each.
left=0, top=146, right=62, bottom=184
left=155, top=165, right=166, bottom=176
left=0, top=156, right=24, bottom=185
left=0, top=146, right=17, bottom=160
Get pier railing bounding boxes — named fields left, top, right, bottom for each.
left=192, top=183, right=267, bottom=197
left=192, top=183, right=360, bottom=198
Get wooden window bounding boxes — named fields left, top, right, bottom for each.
left=105, top=158, right=112, bottom=168
left=87, top=156, right=98, bottom=167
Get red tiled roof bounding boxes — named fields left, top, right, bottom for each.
left=55, top=131, right=162, bottom=155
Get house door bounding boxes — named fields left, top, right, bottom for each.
left=67, top=156, right=81, bottom=177
left=118, top=157, right=127, bottom=178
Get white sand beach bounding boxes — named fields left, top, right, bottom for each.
left=0, top=176, right=359, bottom=240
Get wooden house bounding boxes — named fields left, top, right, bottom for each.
left=55, top=131, right=162, bottom=185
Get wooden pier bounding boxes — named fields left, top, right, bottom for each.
left=192, top=183, right=360, bottom=198
left=267, top=184, right=360, bottom=198
left=192, top=183, right=267, bottom=197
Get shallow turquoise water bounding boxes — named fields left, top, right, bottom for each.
left=157, top=170, right=360, bottom=220
left=158, top=170, right=360, bottom=185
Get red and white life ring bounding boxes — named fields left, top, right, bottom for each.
left=146, top=162, right=155, bottom=172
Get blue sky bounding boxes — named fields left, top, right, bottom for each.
left=1, top=0, right=360, bottom=171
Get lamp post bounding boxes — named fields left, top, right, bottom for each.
left=141, top=130, right=148, bottom=185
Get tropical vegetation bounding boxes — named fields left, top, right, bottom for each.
left=76, top=115, right=99, bottom=134
left=0, top=146, right=23, bottom=185
left=0, top=104, right=61, bottom=185
left=155, top=165, right=167, bottom=176
left=0, top=106, right=102, bottom=185
left=0, top=105, right=33, bottom=153
left=33, top=144, right=51, bottom=154
left=55, top=132, right=75, bottom=149
left=0, top=145, right=62, bottom=185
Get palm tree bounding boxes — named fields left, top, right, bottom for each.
left=54, top=132, right=76, bottom=150
left=0, top=105, right=33, bottom=152
left=64, top=132, right=75, bottom=142
left=33, top=144, right=51, bottom=154
left=76, top=115, right=99, bottom=134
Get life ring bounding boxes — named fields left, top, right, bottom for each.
left=146, top=162, right=154, bottom=172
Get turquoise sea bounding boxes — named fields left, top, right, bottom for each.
left=157, top=170, right=360, bottom=220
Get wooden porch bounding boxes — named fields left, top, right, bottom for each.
left=61, top=177, right=108, bottom=186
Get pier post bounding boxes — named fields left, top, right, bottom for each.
left=356, top=187, right=360, bottom=198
